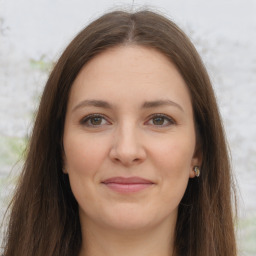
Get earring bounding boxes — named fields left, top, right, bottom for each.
left=193, top=166, right=200, bottom=177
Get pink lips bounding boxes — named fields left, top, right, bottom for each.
left=102, top=177, right=154, bottom=193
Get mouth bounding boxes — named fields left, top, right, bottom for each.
left=101, top=176, right=155, bottom=193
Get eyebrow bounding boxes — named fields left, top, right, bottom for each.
left=72, top=99, right=184, bottom=112
left=72, top=100, right=113, bottom=112
left=142, top=100, right=184, bottom=112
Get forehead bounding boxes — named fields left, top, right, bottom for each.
left=68, top=45, right=192, bottom=112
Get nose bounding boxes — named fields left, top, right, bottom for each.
left=109, top=123, right=146, bottom=166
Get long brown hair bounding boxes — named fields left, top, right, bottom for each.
left=3, top=10, right=237, bottom=256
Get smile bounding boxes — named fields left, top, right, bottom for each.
left=101, top=176, right=154, bottom=193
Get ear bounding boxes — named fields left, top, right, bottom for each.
left=189, top=146, right=203, bottom=178
left=62, top=162, right=68, bottom=174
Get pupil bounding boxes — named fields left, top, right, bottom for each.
left=153, top=117, right=164, bottom=125
left=91, top=117, right=102, bottom=125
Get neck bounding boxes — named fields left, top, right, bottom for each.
left=79, top=218, right=176, bottom=256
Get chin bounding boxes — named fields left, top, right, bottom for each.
left=98, top=205, right=175, bottom=232
left=83, top=205, right=156, bottom=232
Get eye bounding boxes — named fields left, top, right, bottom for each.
left=80, top=114, right=111, bottom=127
left=146, top=114, right=176, bottom=127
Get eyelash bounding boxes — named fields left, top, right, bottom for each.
left=145, top=114, right=176, bottom=127
left=80, top=113, right=176, bottom=127
left=80, top=114, right=110, bottom=127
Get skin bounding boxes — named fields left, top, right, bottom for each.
left=63, top=45, right=201, bottom=256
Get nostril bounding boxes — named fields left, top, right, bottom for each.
left=112, top=156, right=142, bottom=166
left=113, top=157, right=120, bottom=163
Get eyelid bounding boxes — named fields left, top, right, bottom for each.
left=79, top=113, right=176, bottom=127
left=145, top=113, right=176, bottom=126
left=80, top=113, right=111, bottom=126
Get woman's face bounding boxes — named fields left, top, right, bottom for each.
left=63, top=46, right=201, bottom=232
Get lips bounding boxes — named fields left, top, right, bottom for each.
left=101, top=177, right=154, bottom=193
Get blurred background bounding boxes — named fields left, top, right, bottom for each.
left=0, top=0, right=255, bottom=254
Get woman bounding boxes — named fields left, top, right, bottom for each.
left=3, top=10, right=237, bottom=256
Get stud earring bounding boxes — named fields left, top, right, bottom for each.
left=193, top=166, right=200, bottom=177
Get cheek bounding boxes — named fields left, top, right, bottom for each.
left=152, top=135, right=195, bottom=173
left=63, top=134, right=109, bottom=175
left=63, top=135, right=110, bottom=209
left=149, top=133, right=195, bottom=202
left=156, top=140, right=194, bottom=203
